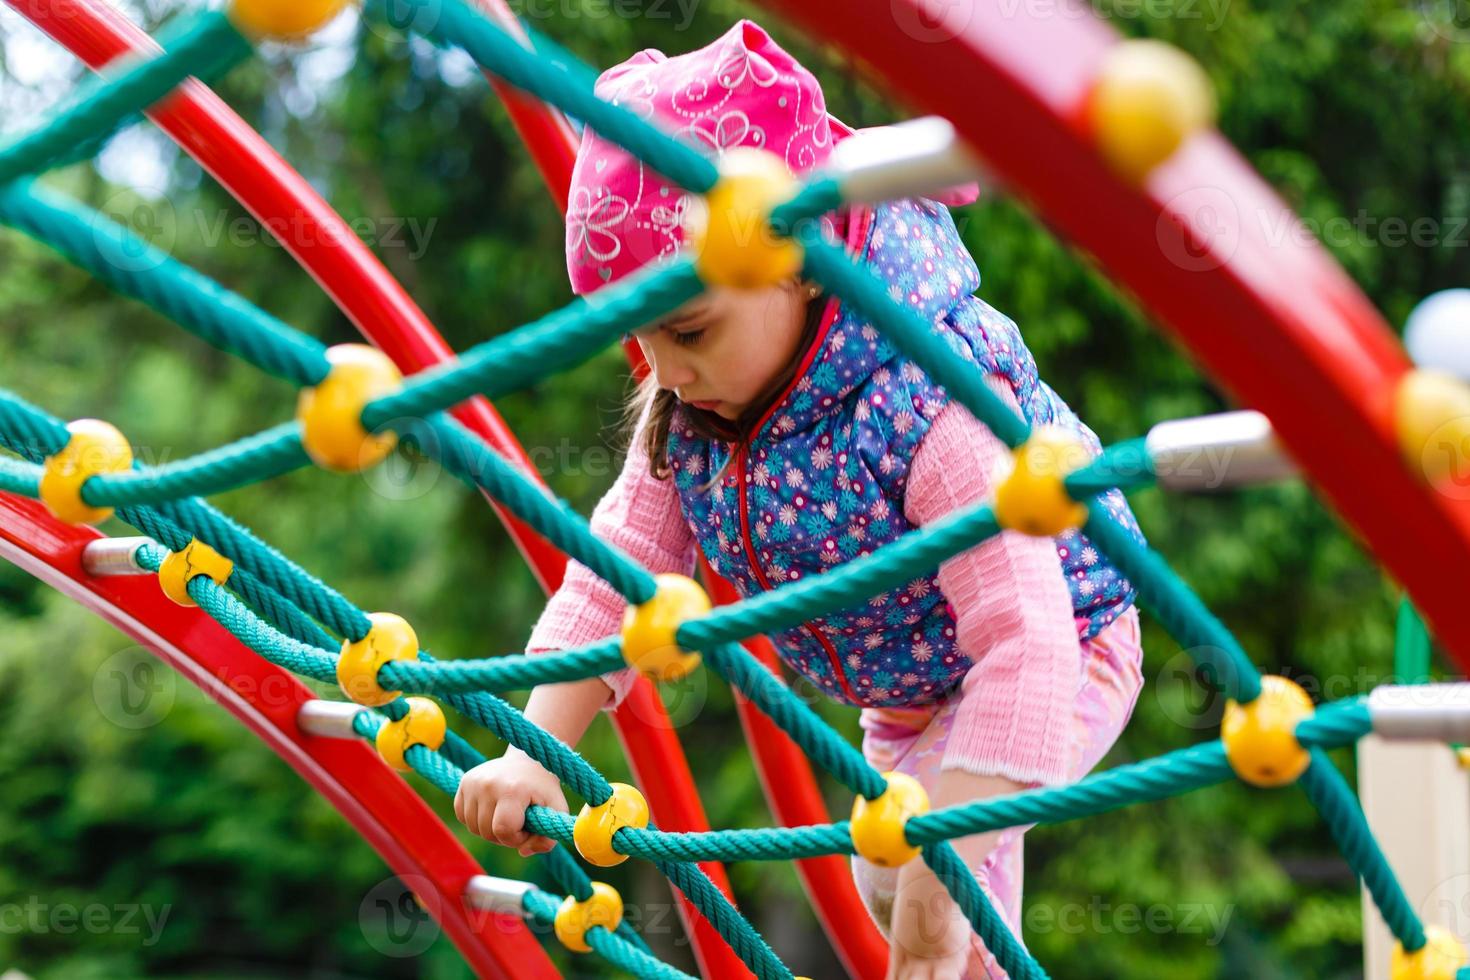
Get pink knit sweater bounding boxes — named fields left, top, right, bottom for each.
left=527, top=374, right=1088, bottom=786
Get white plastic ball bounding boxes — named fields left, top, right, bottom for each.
left=1405, top=289, right=1470, bottom=380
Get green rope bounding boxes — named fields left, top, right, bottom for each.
left=0, top=456, right=39, bottom=496
left=922, top=840, right=1049, bottom=979
left=1065, top=437, right=1156, bottom=497
left=426, top=414, right=658, bottom=604
left=701, top=643, right=888, bottom=800
left=130, top=546, right=336, bottom=683
left=679, top=502, right=1002, bottom=654
left=86, top=423, right=309, bottom=506
left=0, top=12, right=253, bottom=187
left=653, top=854, right=791, bottom=979
left=368, top=0, right=718, bottom=195
left=381, top=636, right=626, bottom=693
left=521, top=888, right=694, bottom=979
left=151, top=497, right=373, bottom=641
left=1083, top=512, right=1263, bottom=703
left=798, top=231, right=1031, bottom=448
left=911, top=740, right=1232, bottom=844
left=1298, top=749, right=1426, bottom=952
left=0, top=390, right=70, bottom=459
left=361, top=260, right=704, bottom=428
left=0, top=181, right=330, bottom=386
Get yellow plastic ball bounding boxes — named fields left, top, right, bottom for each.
left=1221, top=675, right=1315, bottom=787
left=296, top=344, right=402, bottom=473
left=1456, top=746, right=1470, bottom=770
left=620, top=574, right=709, bottom=681
left=554, top=881, right=623, bottom=954
left=228, top=0, right=351, bottom=40
left=1088, top=39, right=1215, bottom=183
left=1392, top=924, right=1468, bottom=980
left=1395, top=369, right=1470, bottom=487
left=850, top=771, right=929, bottom=868
left=38, top=419, right=133, bottom=525
left=686, top=147, right=804, bottom=289
left=158, top=539, right=235, bottom=607
left=993, top=427, right=1092, bottom=537
left=337, top=612, right=419, bottom=707
left=573, top=782, right=649, bottom=868
left=374, top=697, right=446, bottom=771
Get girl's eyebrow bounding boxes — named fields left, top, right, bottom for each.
left=632, top=305, right=709, bottom=337
left=653, top=309, right=706, bottom=331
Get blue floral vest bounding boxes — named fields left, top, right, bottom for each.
left=666, top=197, right=1145, bottom=708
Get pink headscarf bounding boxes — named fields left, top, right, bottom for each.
left=565, top=19, right=979, bottom=296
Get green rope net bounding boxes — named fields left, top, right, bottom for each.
left=0, top=3, right=1459, bottom=977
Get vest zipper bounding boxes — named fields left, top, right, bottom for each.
left=724, top=204, right=875, bottom=706
left=733, top=442, right=864, bottom=705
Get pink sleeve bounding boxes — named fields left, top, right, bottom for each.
left=903, top=374, right=1082, bottom=787
left=525, top=400, right=697, bottom=711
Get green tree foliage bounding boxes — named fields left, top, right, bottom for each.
left=0, top=0, right=1466, bottom=975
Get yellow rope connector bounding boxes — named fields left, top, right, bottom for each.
left=1456, top=746, right=1470, bottom=771
left=158, top=539, right=235, bottom=607
left=228, top=0, right=351, bottom=41
left=1087, top=39, right=1215, bottom=184
left=573, top=782, right=649, bottom=868
left=296, top=344, right=402, bottom=473
left=375, top=697, right=446, bottom=771
left=1221, top=674, right=1315, bottom=787
left=337, top=612, right=419, bottom=707
left=554, top=881, right=623, bottom=954
left=850, top=770, right=929, bottom=868
left=993, top=426, right=1091, bottom=537
left=620, top=573, right=708, bottom=682
left=1392, top=924, right=1468, bottom=980
left=38, top=419, right=132, bottom=525
left=686, top=147, right=804, bottom=290
left=1394, top=369, right=1470, bottom=488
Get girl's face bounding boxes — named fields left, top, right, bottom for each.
left=632, top=280, right=810, bottom=421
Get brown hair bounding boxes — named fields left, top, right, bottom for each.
left=621, top=281, right=830, bottom=489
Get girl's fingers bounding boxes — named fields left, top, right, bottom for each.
left=491, top=798, right=531, bottom=849
left=460, top=792, right=481, bottom=840
left=518, top=837, right=556, bottom=858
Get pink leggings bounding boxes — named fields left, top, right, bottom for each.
left=850, top=605, right=1145, bottom=979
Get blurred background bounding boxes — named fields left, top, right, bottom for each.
left=1, top=0, right=1468, bottom=976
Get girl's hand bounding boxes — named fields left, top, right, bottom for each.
left=454, top=751, right=569, bottom=857
left=887, top=860, right=972, bottom=980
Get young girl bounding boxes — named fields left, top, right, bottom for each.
left=453, top=19, right=1147, bottom=978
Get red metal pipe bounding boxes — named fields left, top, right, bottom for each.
left=6, top=0, right=744, bottom=974
left=0, top=492, right=558, bottom=980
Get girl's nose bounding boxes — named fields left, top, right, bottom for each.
left=647, top=343, right=697, bottom=391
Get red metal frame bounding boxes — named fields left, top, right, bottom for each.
left=0, top=493, right=558, bottom=980
left=4, top=0, right=747, bottom=975
left=758, top=0, right=1470, bottom=671
left=18, top=0, right=1457, bottom=976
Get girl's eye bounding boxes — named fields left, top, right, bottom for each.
left=672, top=328, right=706, bottom=347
